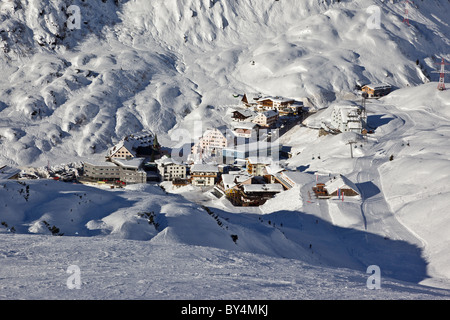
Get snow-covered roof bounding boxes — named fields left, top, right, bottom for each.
left=256, top=96, right=295, bottom=103
left=84, top=160, right=118, bottom=167
left=130, top=130, right=154, bottom=141
left=279, top=171, right=309, bottom=186
left=232, top=122, right=258, bottom=130
left=264, top=163, right=285, bottom=175
left=108, top=131, right=155, bottom=158
left=290, top=101, right=304, bottom=106
left=259, top=110, right=278, bottom=118
left=155, top=155, right=184, bottom=166
left=112, top=157, right=145, bottom=169
left=364, top=83, right=392, bottom=90
left=324, top=174, right=359, bottom=194
left=242, top=184, right=284, bottom=193
left=241, top=93, right=262, bottom=102
left=221, top=171, right=252, bottom=189
left=247, top=156, right=272, bottom=165
left=108, top=139, right=136, bottom=157
left=202, top=128, right=226, bottom=137
left=190, top=164, right=219, bottom=173
left=231, top=108, right=256, bottom=118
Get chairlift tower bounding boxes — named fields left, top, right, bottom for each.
left=433, top=58, right=450, bottom=91
left=346, top=141, right=357, bottom=159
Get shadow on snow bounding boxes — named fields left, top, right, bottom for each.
left=210, top=207, right=429, bottom=285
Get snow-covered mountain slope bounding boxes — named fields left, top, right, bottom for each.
left=1, top=0, right=450, bottom=300
left=1, top=80, right=450, bottom=297
left=280, top=82, right=450, bottom=289
left=1, top=177, right=450, bottom=300
left=0, top=0, right=449, bottom=166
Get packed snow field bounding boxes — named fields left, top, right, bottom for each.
left=1, top=0, right=450, bottom=300
left=1, top=234, right=450, bottom=300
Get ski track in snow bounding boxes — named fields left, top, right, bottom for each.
left=0, top=0, right=450, bottom=299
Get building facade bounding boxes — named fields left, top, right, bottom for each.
left=255, top=96, right=295, bottom=110
left=112, top=158, right=147, bottom=184
left=82, top=158, right=147, bottom=184
left=252, top=110, right=279, bottom=128
left=107, top=130, right=155, bottom=160
left=191, top=128, right=229, bottom=157
left=246, top=157, right=272, bottom=176
left=190, top=164, right=219, bottom=186
left=330, top=105, right=363, bottom=133
left=361, top=83, right=392, bottom=98
left=83, top=161, right=121, bottom=182
left=108, top=142, right=135, bottom=160
left=155, top=156, right=187, bottom=181
left=232, top=122, right=259, bottom=139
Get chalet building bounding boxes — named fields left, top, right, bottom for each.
left=251, top=96, right=303, bottom=115
left=361, top=83, right=392, bottom=98
left=242, top=94, right=303, bottom=115
left=232, top=122, right=259, bottom=139
left=231, top=109, right=256, bottom=122
left=313, top=183, right=328, bottom=198
left=263, top=162, right=285, bottom=183
left=330, top=105, right=363, bottom=133
left=246, top=157, right=272, bottom=176
left=191, top=128, right=228, bottom=157
left=241, top=93, right=250, bottom=107
left=252, top=110, right=279, bottom=128
left=107, top=139, right=135, bottom=159
left=272, top=170, right=308, bottom=190
left=255, top=96, right=295, bottom=110
left=107, top=130, right=156, bottom=160
left=155, top=156, right=187, bottom=181
left=224, top=182, right=283, bottom=206
left=325, top=174, right=360, bottom=197
left=284, top=101, right=304, bottom=116
left=313, top=174, right=360, bottom=198
left=239, top=183, right=284, bottom=206
left=241, top=93, right=258, bottom=108
left=190, top=164, right=219, bottom=186
left=214, top=170, right=253, bottom=197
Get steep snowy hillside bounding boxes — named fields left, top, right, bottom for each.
left=1, top=176, right=450, bottom=300
left=0, top=0, right=449, bottom=166
left=1, top=0, right=450, bottom=301
left=280, top=82, right=450, bottom=289
left=2, top=79, right=450, bottom=295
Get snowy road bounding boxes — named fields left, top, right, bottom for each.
left=355, top=156, right=423, bottom=246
